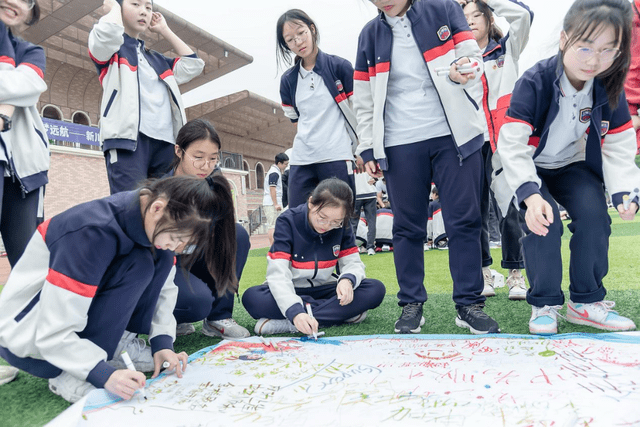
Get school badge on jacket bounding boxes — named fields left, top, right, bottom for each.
left=333, top=245, right=340, bottom=257
left=437, top=26, right=451, bottom=41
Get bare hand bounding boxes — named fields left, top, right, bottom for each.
left=524, top=194, right=554, bottom=236
left=104, top=369, right=146, bottom=400
left=355, top=156, right=365, bottom=173
left=336, top=279, right=354, bottom=306
left=102, top=0, right=119, bottom=15
left=632, top=115, right=640, bottom=132
left=152, top=349, right=188, bottom=379
left=275, top=204, right=282, bottom=212
left=617, top=202, right=638, bottom=221
left=365, top=160, right=383, bottom=178
left=149, top=12, right=169, bottom=35
left=292, top=313, right=318, bottom=336
left=449, top=57, right=477, bottom=84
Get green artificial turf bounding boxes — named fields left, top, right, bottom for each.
left=1, top=210, right=640, bottom=426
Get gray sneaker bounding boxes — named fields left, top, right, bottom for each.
left=0, top=366, right=18, bottom=386
left=106, top=331, right=154, bottom=372
left=345, top=311, right=368, bottom=324
left=176, top=322, right=196, bottom=336
left=481, top=267, right=496, bottom=297
left=49, top=371, right=96, bottom=403
left=202, top=318, right=250, bottom=339
left=254, top=318, right=299, bottom=335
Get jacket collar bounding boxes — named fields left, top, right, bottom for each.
left=118, top=190, right=153, bottom=248
left=483, top=39, right=500, bottom=57
left=294, top=48, right=326, bottom=75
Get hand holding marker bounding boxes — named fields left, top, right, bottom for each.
left=435, top=61, right=481, bottom=76
left=306, top=303, right=318, bottom=341
left=623, top=188, right=640, bottom=210
left=121, top=351, right=147, bottom=401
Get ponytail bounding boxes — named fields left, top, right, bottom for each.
left=140, top=175, right=237, bottom=297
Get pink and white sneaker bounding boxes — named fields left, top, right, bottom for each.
left=567, top=300, right=636, bottom=331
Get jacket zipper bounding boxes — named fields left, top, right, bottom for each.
left=311, top=234, right=323, bottom=281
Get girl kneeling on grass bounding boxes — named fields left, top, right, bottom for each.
left=0, top=175, right=237, bottom=403
left=492, top=0, right=640, bottom=335
left=243, top=178, right=386, bottom=336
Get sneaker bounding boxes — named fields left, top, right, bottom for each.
left=202, top=318, right=250, bottom=339
left=529, top=305, right=563, bottom=335
left=0, top=366, right=18, bottom=386
left=345, top=311, right=368, bottom=324
left=436, top=239, right=448, bottom=250
left=359, top=246, right=366, bottom=254
left=423, top=243, right=430, bottom=251
left=254, top=318, right=299, bottom=335
left=481, top=267, right=496, bottom=297
left=394, top=303, right=425, bottom=333
left=49, top=371, right=96, bottom=403
left=367, top=248, right=375, bottom=256
left=381, top=244, right=391, bottom=252
left=107, top=331, right=154, bottom=372
left=506, top=269, right=527, bottom=300
left=489, top=240, right=501, bottom=249
left=455, top=304, right=500, bottom=334
left=176, top=323, right=196, bottom=336
left=566, top=300, right=636, bottom=331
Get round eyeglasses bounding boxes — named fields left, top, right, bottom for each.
left=181, top=148, right=219, bottom=170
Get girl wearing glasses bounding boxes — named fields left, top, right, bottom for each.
left=242, top=178, right=385, bottom=336
left=167, top=119, right=251, bottom=340
left=0, top=0, right=44, bottom=388
left=492, top=0, right=640, bottom=334
left=277, top=9, right=358, bottom=208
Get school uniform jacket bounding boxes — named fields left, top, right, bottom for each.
left=88, top=20, right=204, bottom=152
left=624, top=0, right=640, bottom=149
left=266, top=203, right=365, bottom=322
left=492, top=55, right=640, bottom=215
left=352, top=0, right=485, bottom=170
left=0, top=22, right=49, bottom=194
left=0, top=191, right=178, bottom=389
left=280, top=49, right=358, bottom=148
left=477, top=0, right=533, bottom=151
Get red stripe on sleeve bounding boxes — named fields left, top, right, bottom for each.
left=423, top=40, right=454, bottom=62
left=160, top=69, right=174, bottom=80
left=338, top=247, right=359, bottom=258
left=268, top=251, right=292, bottom=261
left=452, top=31, right=476, bottom=45
left=37, top=219, right=51, bottom=240
left=608, top=120, right=633, bottom=135
left=375, top=62, right=390, bottom=73
left=345, top=91, right=353, bottom=98
left=87, top=49, right=108, bottom=65
left=334, top=93, right=347, bottom=103
left=0, top=56, right=15, bottom=66
left=354, top=70, right=370, bottom=81
left=20, top=63, right=44, bottom=79
left=46, top=269, right=97, bottom=298
left=172, top=57, right=180, bottom=70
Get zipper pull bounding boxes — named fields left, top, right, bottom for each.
left=319, top=235, right=323, bottom=244
left=20, top=184, right=26, bottom=199
left=458, top=154, right=463, bottom=166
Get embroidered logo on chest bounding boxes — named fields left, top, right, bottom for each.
left=579, top=108, right=592, bottom=123
left=437, top=26, right=451, bottom=41
left=335, top=80, right=344, bottom=92
left=496, top=55, right=505, bottom=68
left=601, top=121, right=610, bottom=136
left=333, top=245, right=340, bottom=257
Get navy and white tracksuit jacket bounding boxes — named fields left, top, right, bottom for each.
left=0, top=191, right=178, bottom=388
left=88, top=20, right=204, bottom=152
left=492, top=55, right=640, bottom=215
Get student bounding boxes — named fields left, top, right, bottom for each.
left=243, top=178, right=386, bottom=336
left=0, top=175, right=237, bottom=402
left=350, top=168, right=378, bottom=256
left=88, top=0, right=205, bottom=194
left=167, top=119, right=251, bottom=339
left=492, top=0, right=639, bottom=335
left=459, top=0, right=533, bottom=300
left=263, top=152, right=289, bottom=229
left=427, top=186, right=448, bottom=250
left=277, top=9, right=358, bottom=208
left=624, top=0, right=640, bottom=153
left=375, top=207, right=394, bottom=252
left=375, top=177, right=390, bottom=209
left=353, top=0, right=500, bottom=334
left=0, top=0, right=47, bottom=268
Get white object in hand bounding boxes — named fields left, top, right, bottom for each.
left=121, top=351, right=148, bottom=400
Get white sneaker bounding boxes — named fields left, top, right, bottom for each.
left=202, top=318, right=250, bottom=339
left=506, top=269, right=527, bottom=300
left=367, top=248, right=375, bottom=256
left=423, top=243, right=430, bottom=251
left=381, top=244, right=391, bottom=252
left=529, top=305, right=563, bottom=335
left=49, top=371, right=96, bottom=403
left=176, top=322, right=196, bottom=336
left=359, top=246, right=366, bottom=254
left=481, top=267, right=496, bottom=297
left=0, top=366, right=18, bottom=386
left=254, top=318, right=299, bottom=335
left=107, top=331, right=154, bottom=372
left=567, top=300, right=636, bottom=331
left=345, top=311, right=368, bottom=324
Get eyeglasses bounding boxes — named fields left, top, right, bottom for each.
left=571, top=45, right=621, bottom=63
left=181, top=148, right=219, bottom=170
left=315, top=212, right=344, bottom=229
left=19, top=0, right=36, bottom=10
left=285, top=28, right=309, bottom=46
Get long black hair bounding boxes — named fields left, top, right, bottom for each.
left=276, top=9, right=319, bottom=70
left=308, top=178, right=354, bottom=230
left=170, top=119, right=221, bottom=172
left=561, top=0, right=633, bottom=109
left=140, top=175, right=237, bottom=296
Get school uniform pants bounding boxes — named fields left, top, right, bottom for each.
left=521, top=162, right=609, bottom=308
left=288, top=160, right=356, bottom=208
left=350, top=197, right=377, bottom=249
left=0, top=247, right=173, bottom=380
left=105, top=132, right=175, bottom=194
left=241, top=279, right=386, bottom=326
left=481, top=142, right=524, bottom=270
left=173, top=223, right=251, bottom=323
left=384, top=136, right=485, bottom=308
left=0, top=163, right=42, bottom=267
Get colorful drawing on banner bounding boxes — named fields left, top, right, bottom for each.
left=69, top=334, right=640, bottom=426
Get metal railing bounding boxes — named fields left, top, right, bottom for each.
left=248, top=206, right=265, bottom=235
